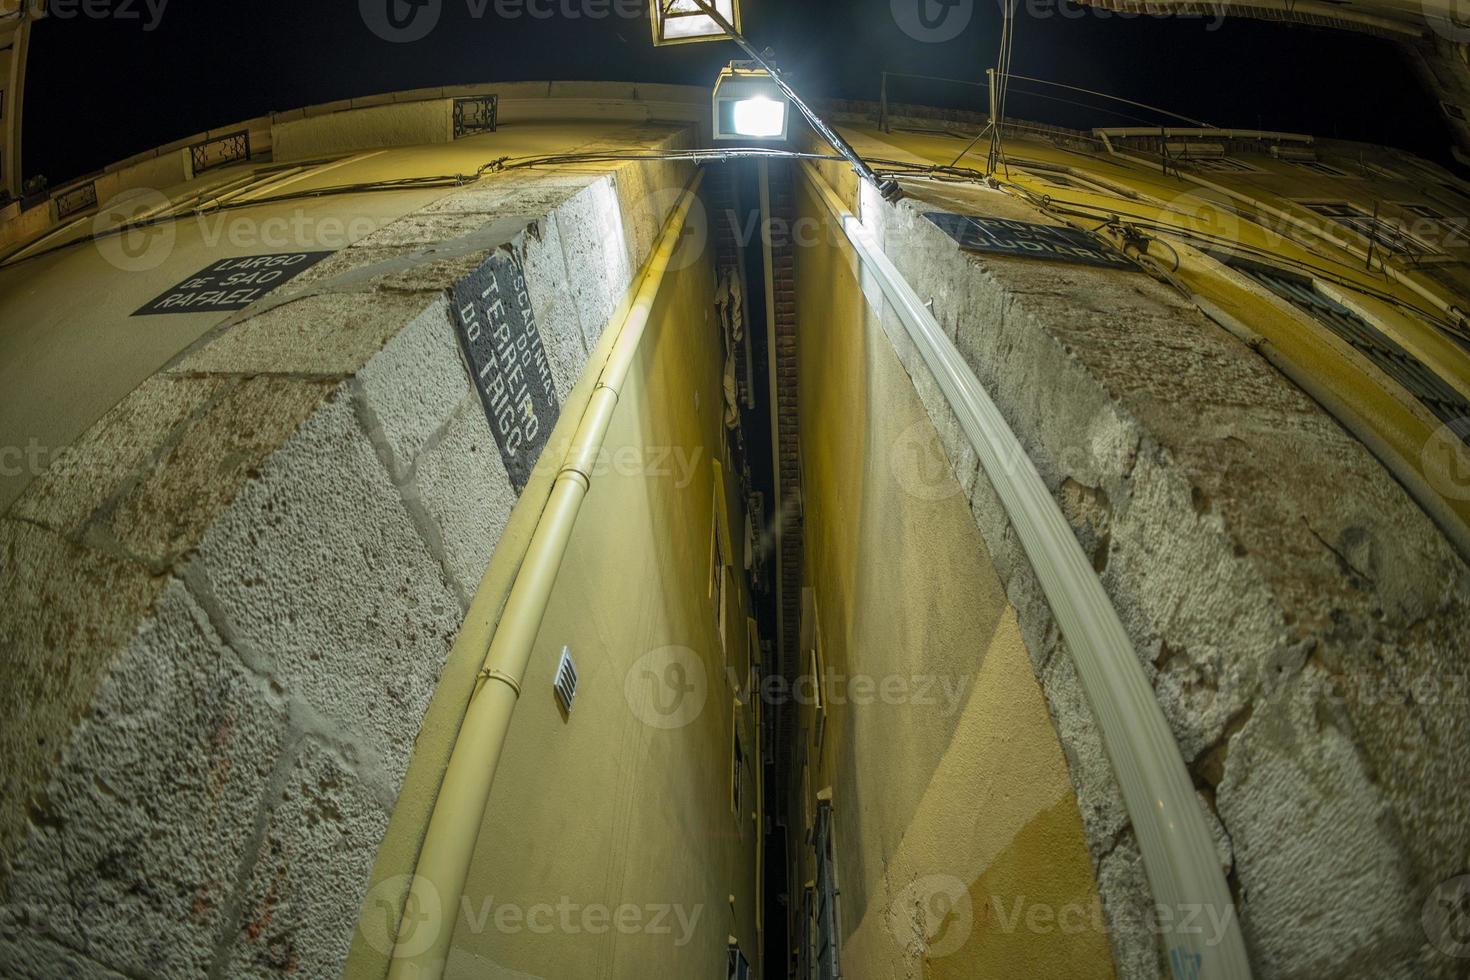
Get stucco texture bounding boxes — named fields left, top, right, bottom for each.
left=790, top=171, right=1115, bottom=979
left=439, top=181, right=764, bottom=978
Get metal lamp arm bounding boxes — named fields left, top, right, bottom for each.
left=687, top=0, right=901, bottom=200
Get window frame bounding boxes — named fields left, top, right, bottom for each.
left=1398, top=201, right=1448, bottom=221
left=726, top=941, right=751, bottom=980
left=1013, top=160, right=1128, bottom=198
left=730, top=698, right=746, bottom=824
left=812, top=798, right=842, bottom=980
left=1226, top=258, right=1470, bottom=434
left=1392, top=201, right=1469, bottom=250
left=1362, top=162, right=1404, bottom=181
left=710, top=461, right=732, bottom=656
left=1298, top=200, right=1440, bottom=257
left=1291, top=160, right=1351, bottom=178
left=744, top=617, right=760, bottom=705
left=1188, top=156, right=1265, bottom=174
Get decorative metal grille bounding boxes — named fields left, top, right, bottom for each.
left=453, top=96, right=498, bottom=139
left=55, top=180, right=99, bottom=220
left=1235, top=262, right=1470, bottom=444
left=190, top=130, right=251, bottom=174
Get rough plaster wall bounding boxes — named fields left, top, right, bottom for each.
left=0, top=140, right=690, bottom=977
left=271, top=101, right=455, bottom=163
left=791, top=183, right=1114, bottom=977
left=865, top=185, right=1470, bottom=980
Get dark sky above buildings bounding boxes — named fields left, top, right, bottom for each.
left=24, top=0, right=1454, bottom=185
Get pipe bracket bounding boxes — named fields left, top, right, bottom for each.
left=557, top=465, right=592, bottom=492
left=479, top=667, right=523, bottom=698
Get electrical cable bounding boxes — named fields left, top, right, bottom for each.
left=988, top=0, right=1018, bottom=178
left=995, top=177, right=1466, bottom=335
left=1002, top=73, right=1216, bottom=129
left=1, top=173, right=477, bottom=267
left=5, top=143, right=1461, bottom=342
left=1, top=147, right=990, bottom=270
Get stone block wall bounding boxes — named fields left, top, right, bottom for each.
left=861, top=181, right=1470, bottom=980
left=0, top=126, right=693, bottom=978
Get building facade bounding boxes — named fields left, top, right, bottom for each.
left=776, top=110, right=1470, bottom=980
left=0, top=81, right=1467, bottom=980
left=0, top=0, right=44, bottom=202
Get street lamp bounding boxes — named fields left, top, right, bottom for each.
left=646, top=0, right=900, bottom=199
left=713, top=63, right=790, bottom=141
left=650, top=0, right=741, bottom=45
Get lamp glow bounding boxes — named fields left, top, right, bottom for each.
left=711, top=63, right=790, bottom=141
left=732, top=97, right=786, bottom=138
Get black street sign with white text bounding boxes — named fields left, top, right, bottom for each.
left=450, top=251, right=560, bottom=494
left=132, top=251, right=333, bottom=316
left=924, top=213, right=1136, bottom=271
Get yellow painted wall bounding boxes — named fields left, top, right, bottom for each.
left=424, top=199, right=763, bottom=977
left=835, top=121, right=1470, bottom=557
left=0, top=118, right=687, bottom=513
left=786, top=169, right=1115, bottom=979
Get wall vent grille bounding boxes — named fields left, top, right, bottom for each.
left=553, top=647, right=578, bottom=715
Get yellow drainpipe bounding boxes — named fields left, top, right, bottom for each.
left=385, top=170, right=705, bottom=980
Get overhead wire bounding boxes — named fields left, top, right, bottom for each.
left=2, top=147, right=990, bottom=269
left=1002, top=73, right=1216, bottom=128
left=4, top=143, right=1462, bottom=341
left=995, top=176, right=1466, bottom=336
left=988, top=0, right=1018, bottom=178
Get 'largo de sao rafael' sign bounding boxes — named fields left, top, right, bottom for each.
left=924, top=212, right=1137, bottom=271
left=133, top=251, right=334, bottom=316
left=451, top=250, right=560, bottom=494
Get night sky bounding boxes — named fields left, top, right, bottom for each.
left=22, top=0, right=1455, bottom=186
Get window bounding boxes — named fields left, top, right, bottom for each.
left=1400, top=202, right=1448, bottom=221
left=1363, top=163, right=1404, bottom=181
left=1300, top=201, right=1438, bottom=257
left=811, top=800, right=841, bottom=980
left=1023, top=170, right=1084, bottom=190
left=1394, top=202, right=1468, bottom=249
left=1435, top=184, right=1470, bottom=209
left=726, top=943, right=751, bottom=980
left=801, top=760, right=813, bottom=837
left=1231, top=261, right=1470, bottom=439
left=809, top=649, right=827, bottom=758
left=730, top=716, right=746, bottom=821
left=1015, top=163, right=1118, bottom=196
left=1292, top=160, right=1350, bottom=178
left=802, top=587, right=828, bottom=759
left=744, top=618, right=760, bottom=705
left=798, top=884, right=816, bottom=980
left=1189, top=157, right=1262, bottom=174
left=711, top=518, right=728, bottom=646
left=711, top=463, right=731, bottom=655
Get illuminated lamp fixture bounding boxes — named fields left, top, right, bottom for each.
left=650, top=0, right=741, bottom=46
left=712, top=63, right=790, bottom=141
left=645, top=0, right=900, bottom=200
